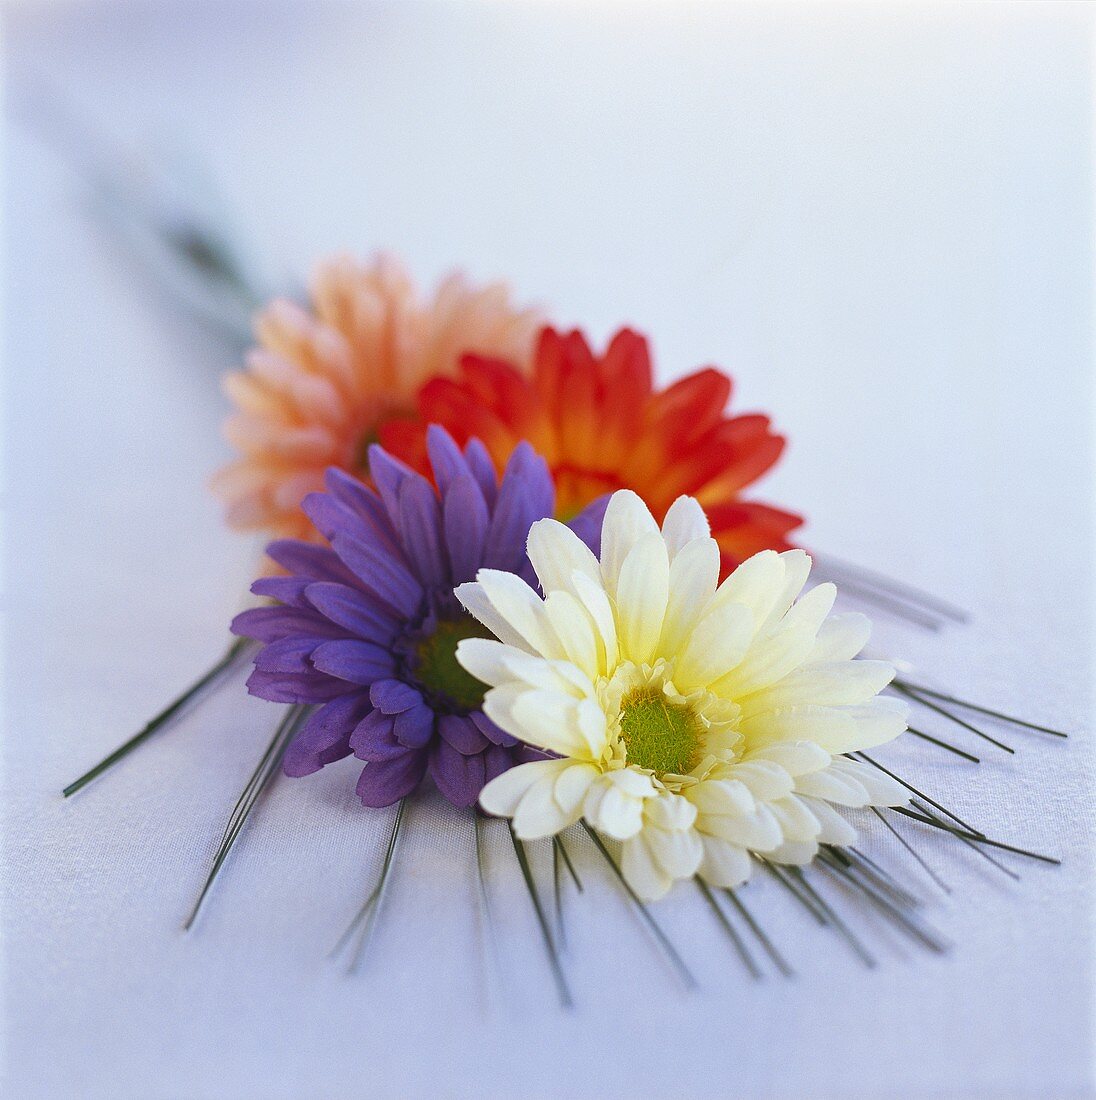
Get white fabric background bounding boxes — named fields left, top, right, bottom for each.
left=3, top=3, right=1094, bottom=1098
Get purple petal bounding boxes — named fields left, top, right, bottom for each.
left=331, top=532, right=424, bottom=619
left=367, top=444, right=416, bottom=530
left=567, top=495, right=609, bottom=558
left=370, top=679, right=424, bottom=715
left=264, top=539, right=357, bottom=584
left=356, top=751, right=428, bottom=807
left=463, top=438, right=499, bottom=509
left=394, top=703, right=435, bottom=749
left=310, top=639, right=395, bottom=684
left=349, top=710, right=405, bottom=761
left=425, top=425, right=469, bottom=496
left=429, top=740, right=487, bottom=808
left=443, top=474, right=489, bottom=584
left=398, top=473, right=448, bottom=588
left=323, top=468, right=407, bottom=561
left=470, top=710, right=518, bottom=748
left=245, top=668, right=347, bottom=704
left=484, top=744, right=518, bottom=785
left=231, top=606, right=343, bottom=644
left=304, top=582, right=400, bottom=642
left=438, top=714, right=490, bottom=755
left=283, top=691, right=372, bottom=777
left=254, top=636, right=318, bottom=674
left=482, top=443, right=554, bottom=570
left=301, top=492, right=373, bottom=546
left=250, top=575, right=312, bottom=609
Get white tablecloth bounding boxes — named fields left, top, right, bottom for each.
left=4, top=3, right=1093, bottom=1097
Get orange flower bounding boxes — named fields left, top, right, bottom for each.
left=380, top=327, right=803, bottom=574
left=212, top=254, right=542, bottom=540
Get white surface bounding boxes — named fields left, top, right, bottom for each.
left=3, top=3, right=1094, bottom=1098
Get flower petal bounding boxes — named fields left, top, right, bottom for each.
left=356, top=750, right=428, bottom=807
left=661, top=495, right=710, bottom=559
left=675, top=601, right=754, bottom=691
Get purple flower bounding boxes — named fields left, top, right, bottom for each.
left=232, top=426, right=606, bottom=809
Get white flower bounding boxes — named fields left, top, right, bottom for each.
left=456, top=490, right=908, bottom=901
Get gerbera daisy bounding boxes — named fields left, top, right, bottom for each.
left=212, top=254, right=542, bottom=541
left=380, top=326, right=803, bottom=575
left=230, top=426, right=605, bottom=808
left=455, top=490, right=908, bottom=901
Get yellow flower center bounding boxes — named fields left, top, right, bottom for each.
left=618, top=687, right=703, bottom=775
left=415, top=616, right=492, bottom=712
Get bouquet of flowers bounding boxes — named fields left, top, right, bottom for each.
left=62, top=214, right=1066, bottom=1000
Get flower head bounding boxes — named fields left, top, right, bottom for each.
left=456, top=490, right=908, bottom=900
left=231, top=427, right=605, bottom=809
left=213, top=254, right=542, bottom=541
left=381, top=326, right=803, bottom=575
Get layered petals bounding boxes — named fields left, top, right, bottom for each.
left=381, top=326, right=803, bottom=576
left=214, top=254, right=542, bottom=543
left=467, top=489, right=908, bottom=901
left=233, top=429, right=600, bottom=808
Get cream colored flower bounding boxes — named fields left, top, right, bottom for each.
left=456, top=490, right=908, bottom=901
left=212, top=253, right=542, bottom=540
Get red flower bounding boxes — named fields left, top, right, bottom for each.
left=381, top=327, right=803, bottom=575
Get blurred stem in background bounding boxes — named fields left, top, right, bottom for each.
left=16, top=77, right=271, bottom=354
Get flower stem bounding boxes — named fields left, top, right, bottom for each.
left=63, top=637, right=255, bottom=797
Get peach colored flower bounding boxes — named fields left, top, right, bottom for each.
left=212, top=253, right=542, bottom=541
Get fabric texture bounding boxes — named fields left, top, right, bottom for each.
left=3, top=4, right=1093, bottom=1099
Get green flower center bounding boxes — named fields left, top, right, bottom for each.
left=414, top=615, right=493, bottom=712
left=618, top=688, right=703, bottom=775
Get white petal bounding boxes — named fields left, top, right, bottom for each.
left=827, top=758, right=909, bottom=806
left=513, top=770, right=584, bottom=838
left=479, top=759, right=569, bottom=817
left=739, top=660, right=895, bottom=716
left=793, top=767, right=872, bottom=806
left=475, top=569, right=563, bottom=659
left=571, top=570, right=620, bottom=670
left=806, top=612, right=871, bottom=664
left=768, top=795, right=822, bottom=843
left=839, top=698, right=909, bottom=752
left=741, top=741, right=831, bottom=777
left=766, top=839, right=819, bottom=865
left=455, top=582, right=537, bottom=653
left=699, top=804, right=782, bottom=852
left=658, top=536, right=721, bottom=656
left=554, top=763, right=600, bottom=816
left=661, top=496, right=710, bottom=559
left=799, top=796, right=858, bottom=846
left=543, top=590, right=602, bottom=679
left=526, top=518, right=601, bottom=598
left=675, top=601, right=754, bottom=691
left=686, top=777, right=755, bottom=817
left=621, top=833, right=674, bottom=901
left=496, top=651, right=593, bottom=697
left=508, top=689, right=607, bottom=759
left=644, top=790, right=699, bottom=832
left=718, top=583, right=838, bottom=697
left=482, top=685, right=594, bottom=758
left=455, top=638, right=522, bottom=688
left=708, top=549, right=786, bottom=627
left=738, top=698, right=907, bottom=754
left=757, top=549, right=813, bottom=633
left=730, top=760, right=795, bottom=801
left=645, top=823, right=703, bottom=880
left=615, top=532, right=669, bottom=664
left=698, top=835, right=753, bottom=888
left=583, top=771, right=652, bottom=840
left=600, top=490, right=660, bottom=599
